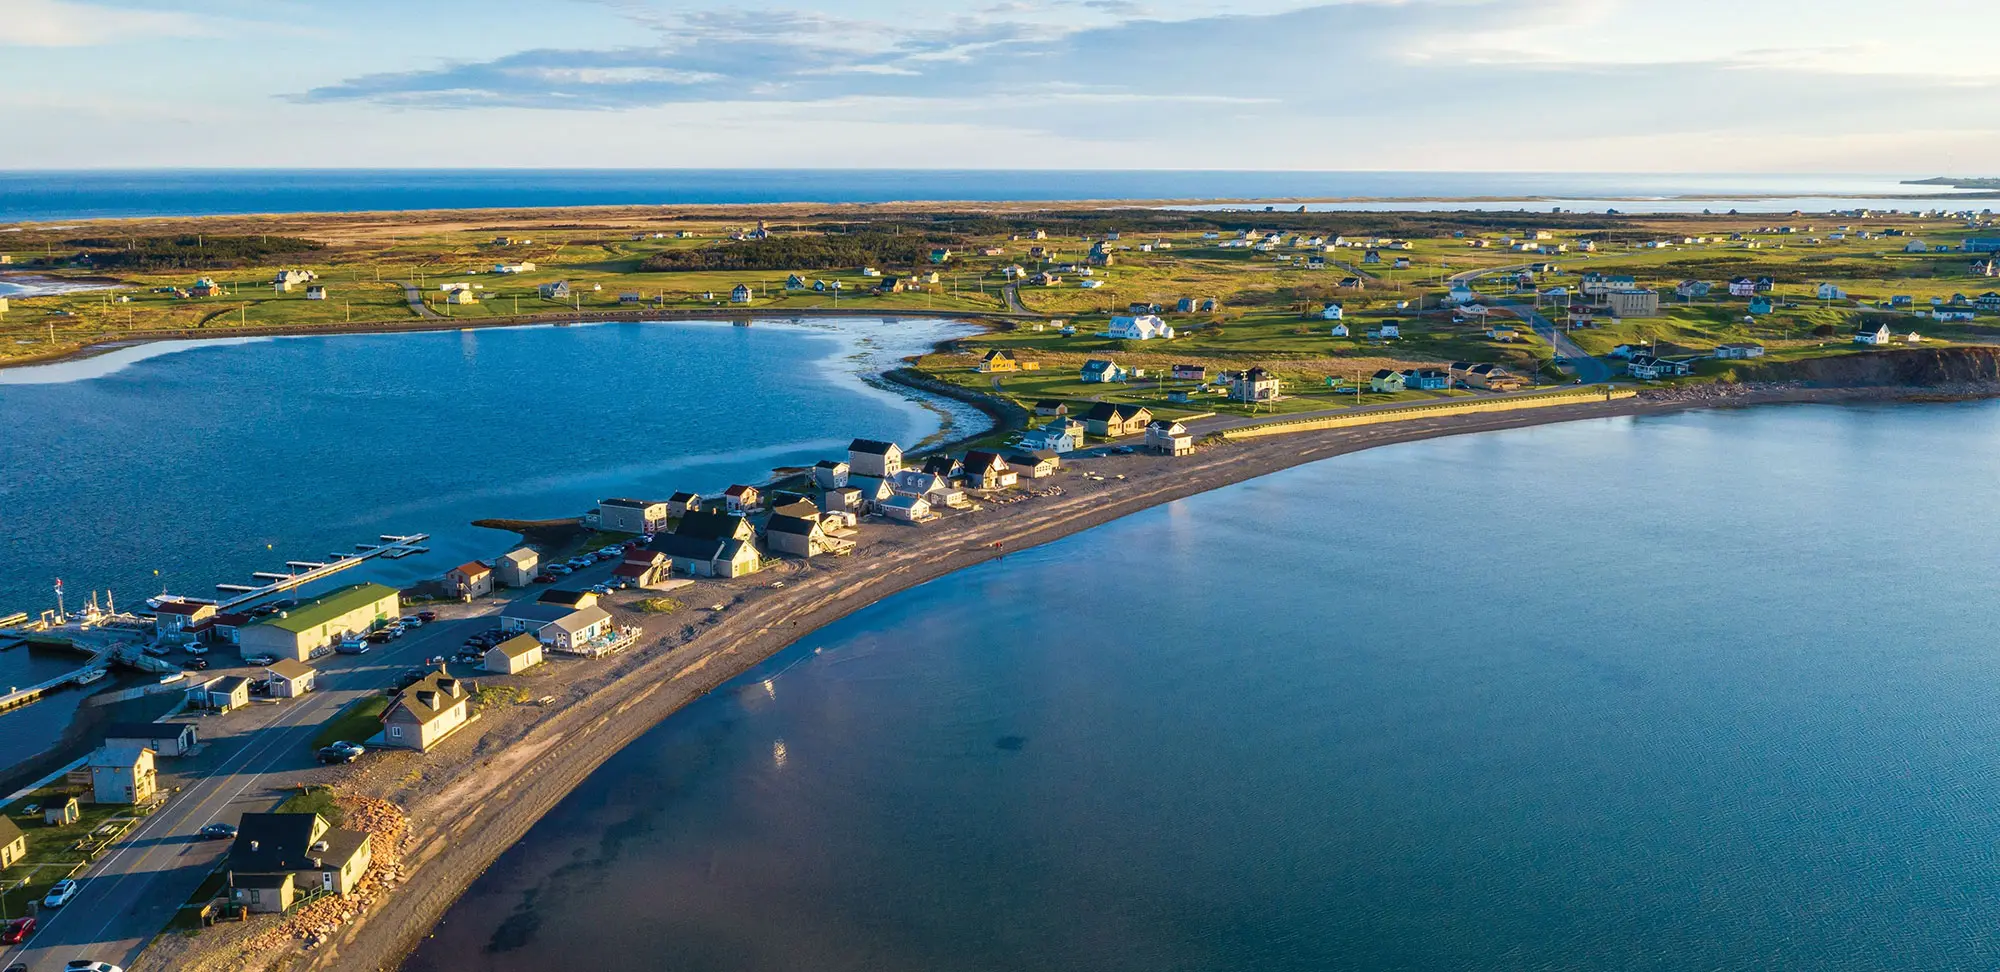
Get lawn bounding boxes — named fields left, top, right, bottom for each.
left=0, top=784, right=157, bottom=915
left=311, top=695, right=390, bottom=749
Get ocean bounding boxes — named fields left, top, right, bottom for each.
left=0, top=317, right=979, bottom=769
left=0, top=170, right=1984, bottom=223
left=409, top=400, right=2000, bottom=971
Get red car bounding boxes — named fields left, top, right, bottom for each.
left=1, top=916, right=35, bottom=944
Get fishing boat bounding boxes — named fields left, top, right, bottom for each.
left=72, top=668, right=107, bottom=687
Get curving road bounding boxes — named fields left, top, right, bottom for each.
left=1450, top=265, right=1614, bottom=384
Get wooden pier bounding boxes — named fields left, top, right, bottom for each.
left=211, top=533, right=429, bottom=611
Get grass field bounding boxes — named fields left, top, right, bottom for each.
left=312, top=695, right=390, bottom=749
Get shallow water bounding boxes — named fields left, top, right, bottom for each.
left=409, top=400, right=2000, bottom=972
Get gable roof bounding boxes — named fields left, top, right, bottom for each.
left=766, top=513, right=823, bottom=537
left=491, top=633, right=542, bottom=660
left=388, top=672, right=468, bottom=725
left=549, top=605, right=611, bottom=635
left=229, top=812, right=327, bottom=872
left=849, top=438, right=899, bottom=455
left=0, top=814, right=21, bottom=849
left=675, top=509, right=752, bottom=541
left=963, top=450, right=1009, bottom=474
left=651, top=532, right=731, bottom=561
left=537, top=589, right=595, bottom=609
left=265, top=659, right=314, bottom=680
left=502, top=601, right=576, bottom=625
left=252, top=583, right=398, bottom=635
left=448, top=561, right=490, bottom=578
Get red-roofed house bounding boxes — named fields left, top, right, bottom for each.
left=722, top=484, right=762, bottom=513
left=444, top=562, right=494, bottom=599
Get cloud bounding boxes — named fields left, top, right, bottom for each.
left=0, top=0, right=211, bottom=46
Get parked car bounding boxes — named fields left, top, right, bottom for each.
left=187, top=656, right=210, bottom=671
left=548, top=565, right=572, bottom=576
left=141, top=645, right=170, bottom=658
left=596, top=547, right=622, bottom=561
left=399, top=615, right=424, bottom=628
left=590, top=584, right=611, bottom=595
left=65, top=962, right=124, bottom=972
left=335, top=638, right=369, bottom=655
left=184, top=644, right=208, bottom=656
left=366, top=631, right=394, bottom=645
left=249, top=678, right=272, bottom=696
left=534, top=573, right=557, bottom=583
left=244, top=653, right=277, bottom=667
left=43, top=878, right=80, bottom=909
left=1, top=917, right=35, bottom=944
left=317, top=742, right=365, bottom=764
left=417, top=610, right=437, bottom=622
left=198, top=822, right=238, bottom=841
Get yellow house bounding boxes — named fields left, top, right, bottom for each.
left=0, top=816, right=25, bottom=869
left=381, top=672, right=473, bottom=752
left=88, top=745, right=158, bottom=805
left=228, top=812, right=373, bottom=913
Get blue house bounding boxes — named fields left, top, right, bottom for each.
left=785, top=274, right=805, bottom=290
left=1402, top=369, right=1449, bottom=391
left=1748, top=297, right=1773, bottom=315
left=1080, top=359, right=1128, bottom=383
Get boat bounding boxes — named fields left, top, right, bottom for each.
left=72, top=669, right=107, bottom=687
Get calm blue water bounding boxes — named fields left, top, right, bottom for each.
left=0, top=170, right=1979, bottom=223
left=409, top=400, right=2000, bottom=972
left=0, top=317, right=977, bottom=767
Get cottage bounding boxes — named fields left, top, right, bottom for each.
left=1199, top=298, right=1221, bottom=312
left=882, top=494, right=933, bottom=522
left=1369, top=369, right=1407, bottom=393
left=447, top=288, right=478, bottom=305
left=1226, top=367, right=1282, bottom=403
left=381, top=671, right=472, bottom=751
left=498, top=548, right=538, bottom=587
left=103, top=721, right=197, bottom=757
left=1855, top=322, right=1893, bottom=344
left=1369, top=322, right=1402, bottom=339
left=1976, top=292, right=2000, bottom=311
left=1713, top=343, right=1766, bottom=359
left=227, top=812, right=373, bottom=914
left=1933, top=307, right=1976, bottom=322
left=1403, top=369, right=1450, bottom=391
left=962, top=451, right=1018, bottom=490
left=1816, top=282, right=1847, bottom=300
left=813, top=459, right=850, bottom=489
left=1728, top=277, right=1757, bottom=297
left=597, top=497, right=670, bottom=534
left=305, top=285, right=327, bottom=300
left=1755, top=276, right=1776, bottom=293
left=765, top=511, right=838, bottom=557
left=1463, top=363, right=1523, bottom=391
left=1748, top=297, right=1773, bottom=315
left=722, top=484, right=762, bottom=512
left=1339, top=276, right=1365, bottom=290
left=1676, top=280, right=1712, bottom=298
left=0, top=816, right=23, bottom=870
left=785, top=274, right=806, bottom=290
left=88, top=745, right=158, bottom=805
left=1145, top=419, right=1194, bottom=456
left=541, top=606, right=612, bottom=652
left=1328, top=323, right=1349, bottom=337
left=443, top=561, right=493, bottom=599
left=650, top=510, right=762, bottom=577
left=848, top=438, right=903, bottom=478
left=1080, top=359, right=1128, bottom=383
left=264, top=659, right=316, bottom=698
left=1486, top=326, right=1518, bottom=342
left=1107, top=315, right=1174, bottom=340
left=152, top=598, right=216, bottom=643
left=1033, top=400, right=1070, bottom=416
left=1627, top=354, right=1698, bottom=379
left=890, top=470, right=966, bottom=508
left=1083, top=402, right=1153, bottom=438
left=1320, top=303, right=1344, bottom=321
left=1171, top=364, right=1206, bottom=381
left=612, top=549, right=675, bottom=590
left=921, top=453, right=965, bottom=483
left=1447, top=284, right=1477, bottom=305
left=1006, top=450, right=1061, bottom=478
left=980, top=349, right=1021, bottom=373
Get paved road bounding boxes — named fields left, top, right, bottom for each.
left=0, top=571, right=623, bottom=972
left=1449, top=264, right=1615, bottom=384
left=401, top=283, right=439, bottom=319
left=1178, top=384, right=1605, bottom=436
left=1000, top=283, right=1028, bottom=315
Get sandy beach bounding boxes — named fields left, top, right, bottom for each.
left=128, top=378, right=1988, bottom=972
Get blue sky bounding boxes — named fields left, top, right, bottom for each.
left=3, top=0, right=1996, bottom=171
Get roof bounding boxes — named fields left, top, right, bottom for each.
left=502, top=601, right=577, bottom=625
left=490, top=633, right=542, bottom=659
left=1006, top=449, right=1059, bottom=465
left=448, top=561, right=490, bottom=577
left=814, top=459, right=848, bottom=469
left=611, top=561, right=651, bottom=578
left=1372, top=369, right=1397, bottom=379
left=265, top=659, right=314, bottom=680
left=229, top=813, right=325, bottom=873
left=651, top=532, right=730, bottom=561
left=1085, top=402, right=1146, bottom=421
left=674, top=510, right=751, bottom=541
left=88, top=744, right=152, bottom=767
left=963, top=450, right=1009, bottom=474
left=105, top=721, right=192, bottom=742
left=549, top=606, right=610, bottom=635
left=766, top=513, right=822, bottom=537
left=211, top=612, right=253, bottom=628
left=849, top=438, right=899, bottom=455
left=252, top=583, right=398, bottom=635
left=153, top=600, right=212, bottom=616
left=1081, top=359, right=1117, bottom=371
left=668, top=491, right=701, bottom=503
left=501, top=548, right=537, bottom=565
left=722, top=484, right=755, bottom=497
left=0, top=815, right=22, bottom=848
left=983, top=349, right=1016, bottom=360
left=388, top=672, right=468, bottom=725
left=598, top=497, right=658, bottom=510
left=883, top=495, right=927, bottom=510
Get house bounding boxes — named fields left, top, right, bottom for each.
left=1463, top=363, right=1523, bottom=390
left=1363, top=249, right=1382, bottom=264
left=612, top=549, right=675, bottom=590
left=238, top=583, right=399, bottom=662
left=186, top=675, right=251, bottom=713
left=1369, top=322, right=1402, bottom=339
left=305, top=285, right=327, bottom=300
left=1403, top=369, right=1450, bottom=391
left=104, top=721, right=197, bottom=757
left=1006, top=450, right=1061, bottom=478
left=1755, top=276, right=1775, bottom=293
left=381, top=671, right=472, bottom=751
left=1305, top=255, right=1327, bottom=270
left=1816, top=283, right=1847, bottom=300
left=881, top=494, right=933, bottom=522
left=814, top=459, right=850, bottom=489
left=498, top=548, right=538, bottom=587
left=447, top=288, right=478, bottom=305
left=765, top=511, right=837, bottom=557
left=1328, top=323, right=1349, bottom=337
left=1446, top=284, right=1477, bottom=305
left=962, top=451, right=1017, bottom=490
left=1581, top=273, right=1638, bottom=298
left=1107, top=315, right=1174, bottom=340
left=273, top=269, right=316, bottom=290
left=722, top=484, right=762, bottom=512
left=664, top=507, right=755, bottom=545
left=189, top=277, right=224, bottom=298
left=1890, top=295, right=1916, bottom=308
left=785, top=274, right=806, bottom=290
left=665, top=491, right=702, bottom=517
left=227, top=812, right=374, bottom=914
left=1976, top=292, right=2000, bottom=311
left=890, top=470, right=965, bottom=508
left=848, top=439, right=903, bottom=478
left=1018, top=419, right=1082, bottom=454
left=1226, top=367, right=1282, bottom=403
left=1199, top=298, right=1221, bottom=312
left=1905, top=240, right=1929, bottom=253
left=152, top=598, right=216, bottom=643
left=1728, top=277, right=1757, bottom=297
left=1933, top=307, right=1976, bottom=322
left=1084, top=402, right=1153, bottom=438
left=265, top=659, right=316, bottom=698
left=1486, top=326, right=1518, bottom=342
left=731, top=283, right=753, bottom=303
left=921, top=454, right=965, bottom=483
left=1320, top=303, right=1345, bottom=321
left=597, top=497, right=670, bottom=534
left=1748, top=297, right=1774, bottom=315
left=541, top=606, right=612, bottom=652
left=1369, top=369, right=1407, bottom=393
left=88, top=745, right=158, bottom=804
left=1339, top=276, right=1365, bottom=289
left=1855, top=322, right=1893, bottom=344
left=444, top=561, right=494, bottom=599
left=619, top=292, right=642, bottom=305
left=1676, top=280, right=1712, bottom=298
left=1714, top=343, right=1766, bottom=359
left=1080, top=359, right=1129, bottom=383
left=1145, top=420, right=1194, bottom=456
left=1607, top=289, right=1661, bottom=318
left=1033, top=400, right=1070, bottom=417
left=979, top=349, right=1021, bottom=373
left=1627, top=354, right=1698, bottom=379
left=0, top=816, right=23, bottom=870
left=1171, top=364, right=1206, bottom=381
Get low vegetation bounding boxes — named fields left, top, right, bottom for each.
left=312, top=695, right=390, bottom=749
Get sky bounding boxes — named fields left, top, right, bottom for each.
left=2, top=0, right=1996, bottom=171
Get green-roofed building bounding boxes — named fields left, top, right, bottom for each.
left=238, top=582, right=400, bottom=662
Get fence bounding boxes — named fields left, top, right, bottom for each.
left=1218, top=386, right=1637, bottom=441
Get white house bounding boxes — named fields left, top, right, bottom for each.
left=1320, top=303, right=1344, bottom=321
left=1328, top=323, right=1349, bottom=337
left=1816, top=283, right=1846, bottom=300
left=1447, top=285, right=1477, bottom=305
left=1713, top=343, right=1766, bottom=359
left=1106, top=315, right=1174, bottom=340
left=1854, top=322, right=1893, bottom=344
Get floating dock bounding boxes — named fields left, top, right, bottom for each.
left=209, top=533, right=429, bottom=610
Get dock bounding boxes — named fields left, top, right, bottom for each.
left=210, top=533, right=429, bottom=611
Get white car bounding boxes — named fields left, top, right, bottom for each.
left=43, top=878, right=80, bottom=908
left=67, top=962, right=126, bottom=972
left=399, top=615, right=424, bottom=628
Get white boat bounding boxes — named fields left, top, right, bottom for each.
left=72, top=668, right=107, bottom=686
left=159, top=672, right=186, bottom=685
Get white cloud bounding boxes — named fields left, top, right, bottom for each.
left=0, top=0, right=211, bottom=46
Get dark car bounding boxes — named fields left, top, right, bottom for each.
left=317, top=743, right=363, bottom=764
left=187, top=656, right=210, bottom=671
left=366, top=630, right=394, bottom=644
left=394, top=667, right=430, bottom=690
left=1, top=916, right=34, bottom=944
left=417, top=610, right=437, bottom=622
left=198, top=822, right=237, bottom=840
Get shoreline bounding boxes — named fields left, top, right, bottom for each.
left=235, top=380, right=1988, bottom=972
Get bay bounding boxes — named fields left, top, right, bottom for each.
left=410, top=400, right=2000, bottom=972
